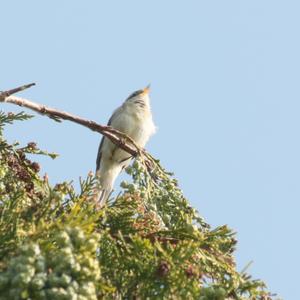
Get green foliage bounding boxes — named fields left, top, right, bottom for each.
left=0, top=112, right=275, bottom=299
left=0, top=229, right=101, bottom=300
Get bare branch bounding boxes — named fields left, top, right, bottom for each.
left=0, top=83, right=140, bottom=157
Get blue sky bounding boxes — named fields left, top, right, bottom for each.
left=1, top=1, right=299, bottom=298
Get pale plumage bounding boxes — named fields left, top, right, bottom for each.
left=96, top=86, right=155, bottom=205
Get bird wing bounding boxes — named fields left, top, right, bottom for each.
left=96, top=136, right=104, bottom=171
left=96, top=106, right=122, bottom=171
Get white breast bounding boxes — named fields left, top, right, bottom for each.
left=99, top=102, right=155, bottom=167
left=112, top=102, right=155, bottom=148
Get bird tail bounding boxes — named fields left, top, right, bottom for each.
left=94, top=164, right=122, bottom=207
left=96, top=189, right=111, bottom=207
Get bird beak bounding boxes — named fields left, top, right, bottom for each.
left=143, top=84, right=151, bottom=95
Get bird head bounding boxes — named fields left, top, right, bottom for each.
left=125, top=85, right=151, bottom=107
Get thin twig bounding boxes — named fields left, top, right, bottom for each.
left=0, top=83, right=36, bottom=100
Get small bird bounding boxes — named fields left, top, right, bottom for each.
left=95, top=86, right=156, bottom=205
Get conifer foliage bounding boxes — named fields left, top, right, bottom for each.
left=0, top=112, right=274, bottom=299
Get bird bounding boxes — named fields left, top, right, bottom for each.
left=95, top=86, right=156, bottom=206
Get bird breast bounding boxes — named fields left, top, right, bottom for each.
left=99, top=102, right=155, bottom=169
left=113, top=104, right=155, bottom=147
